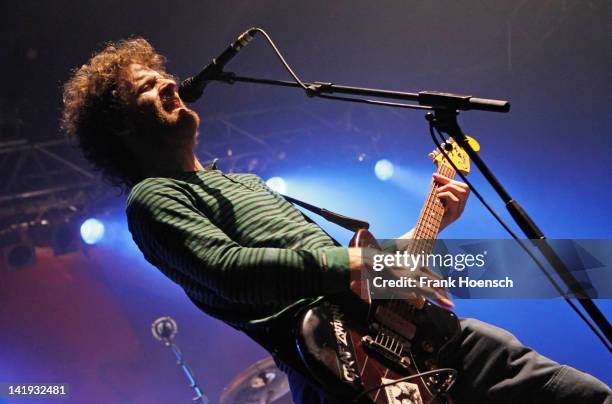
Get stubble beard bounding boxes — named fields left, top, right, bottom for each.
left=152, top=102, right=201, bottom=147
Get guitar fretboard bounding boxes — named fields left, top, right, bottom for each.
left=379, top=163, right=457, bottom=315
left=410, top=163, right=457, bottom=254
left=374, top=163, right=458, bottom=321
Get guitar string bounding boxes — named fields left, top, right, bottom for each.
left=370, top=161, right=458, bottom=396
left=388, top=165, right=439, bottom=310
left=414, top=171, right=438, bottom=246
left=414, top=163, right=453, bottom=249
left=416, top=163, right=446, bottom=241
left=392, top=163, right=443, bottom=318
left=388, top=162, right=455, bottom=319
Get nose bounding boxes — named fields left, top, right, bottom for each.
left=159, top=79, right=177, bottom=97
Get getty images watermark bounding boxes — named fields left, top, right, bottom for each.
left=370, top=249, right=514, bottom=289
left=361, top=239, right=612, bottom=299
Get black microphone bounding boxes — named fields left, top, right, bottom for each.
left=179, top=28, right=257, bottom=102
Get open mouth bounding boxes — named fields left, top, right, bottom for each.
left=161, top=93, right=182, bottom=112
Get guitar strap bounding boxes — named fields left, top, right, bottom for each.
left=207, top=158, right=370, bottom=238
left=198, top=161, right=369, bottom=377
left=280, top=193, right=370, bottom=238
left=196, top=195, right=369, bottom=378
left=233, top=194, right=371, bottom=380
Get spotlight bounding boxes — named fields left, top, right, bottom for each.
left=80, top=218, right=105, bottom=245
left=375, top=159, right=394, bottom=181
left=265, top=177, right=287, bottom=194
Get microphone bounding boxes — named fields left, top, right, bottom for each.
left=179, top=28, right=258, bottom=102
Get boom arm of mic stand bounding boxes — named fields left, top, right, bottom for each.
left=206, top=70, right=610, bottom=345
left=210, top=72, right=510, bottom=112
left=428, top=109, right=612, bottom=347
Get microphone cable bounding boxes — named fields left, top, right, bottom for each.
left=209, top=27, right=611, bottom=351
left=428, top=122, right=611, bottom=352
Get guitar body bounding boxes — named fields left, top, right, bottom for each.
left=295, top=230, right=460, bottom=403
left=293, top=136, right=479, bottom=403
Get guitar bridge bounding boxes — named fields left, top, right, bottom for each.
left=361, top=328, right=412, bottom=369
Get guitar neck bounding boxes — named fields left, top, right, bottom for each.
left=410, top=163, right=457, bottom=253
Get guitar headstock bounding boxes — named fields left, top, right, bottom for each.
left=428, top=136, right=480, bottom=174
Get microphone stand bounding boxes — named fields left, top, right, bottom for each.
left=212, top=72, right=509, bottom=112
left=207, top=70, right=611, bottom=349
left=151, top=317, right=210, bottom=403
left=426, top=109, right=612, bottom=349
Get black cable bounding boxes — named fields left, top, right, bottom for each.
left=247, top=27, right=611, bottom=351
left=428, top=123, right=611, bottom=352
left=252, top=28, right=432, bottom=111
left=250, top=28, right=310, bottom=91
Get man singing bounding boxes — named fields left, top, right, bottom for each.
left=62, top=38, right=610, bottom=403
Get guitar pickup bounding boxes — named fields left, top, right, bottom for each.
left=361, top=328, right=412, bottom=370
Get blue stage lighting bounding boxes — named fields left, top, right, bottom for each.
left=80, top=218, right=105, bottom=245
left=374, top=159, right=394, bottom=181
left=266, top=176, right=287, bottom=194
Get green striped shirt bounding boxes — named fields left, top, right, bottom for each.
left=126, top=168, right=350, bottom=322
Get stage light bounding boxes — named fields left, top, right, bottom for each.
left=375, top=159, right=394, bottom=181
left=265, top=177, right=287, bottom=194
left=80, top=218, right=105, bottom=245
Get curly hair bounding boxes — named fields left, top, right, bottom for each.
left=62, top=38, right=169, bottom=191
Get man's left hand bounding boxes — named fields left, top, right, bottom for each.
left=433, top=173, right=470, bottom=231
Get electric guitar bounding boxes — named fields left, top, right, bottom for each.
left=294, top=136, right=480, bottom=403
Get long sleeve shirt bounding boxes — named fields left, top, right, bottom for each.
left=126, top=167, right=351, bottom=324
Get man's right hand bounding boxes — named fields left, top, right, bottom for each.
left=348, top=247, right=453, bottom=308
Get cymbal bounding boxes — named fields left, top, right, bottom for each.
left=220, top=356, right=290, bottom=404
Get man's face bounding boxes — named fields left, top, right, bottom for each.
left=124, top=63, right=200, bottom=146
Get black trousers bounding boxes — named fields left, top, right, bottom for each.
left=286, top=318, right=611, bottom=404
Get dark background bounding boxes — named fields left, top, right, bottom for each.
left=1, top=1, right=610, bottom=403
